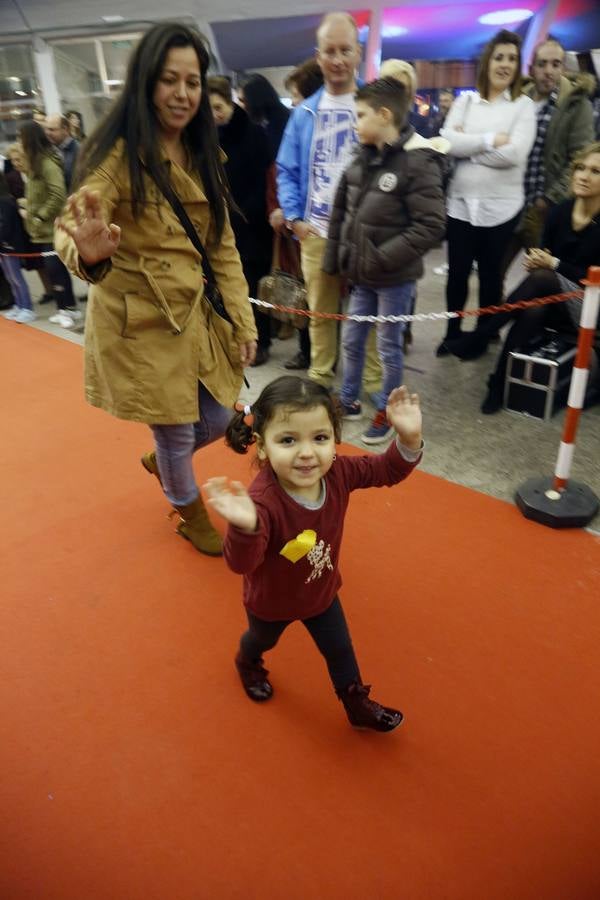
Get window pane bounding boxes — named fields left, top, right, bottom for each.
left=52, top=40, right=109, bottom=136
left=101, top=37, right=139, bottom=93
left=0, top=44, right=40, bottom=144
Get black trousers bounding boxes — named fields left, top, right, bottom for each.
left=240, top=595, right=361, bottom=692
left=243, top=260, right=272, bottom=352
left=298, top=323, right=311, bottom=360
left=34, top=242, right=75, bottom=309
left=485, top=269, right=576, bottom=389
left=444, top=213, right=520, bottom=340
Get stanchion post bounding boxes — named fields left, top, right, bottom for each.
left=515, top=266, right=600, bottom=528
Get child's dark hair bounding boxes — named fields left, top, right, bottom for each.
left=226, top=376, right=342, bottom=457
left=355, top=78, right=410, bottom=128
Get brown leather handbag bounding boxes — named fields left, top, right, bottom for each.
left=257, top=233, right=308, bottom=330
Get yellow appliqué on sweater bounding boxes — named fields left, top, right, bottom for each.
left=279, top=530, right=334, bottom=583
left=280, top=530, right=317, bottom=563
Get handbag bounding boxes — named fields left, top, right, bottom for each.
left=149, top=174, right=249, bottom=385
left=258, top=233, right=308, bottom=330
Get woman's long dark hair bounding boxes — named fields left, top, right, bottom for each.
left=19, top=122, right=62, bottom=178
left=75, top=22, right=231, bottom=237
left=241, top=74, right=290, bottom=155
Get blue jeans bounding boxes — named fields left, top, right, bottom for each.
left=340, top=282, right=414, bottom=410
left=0, top=255, right=33, bottom=310
left=150, top=382, right=232, bottom=506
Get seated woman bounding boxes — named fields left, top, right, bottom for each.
left=445, top=142, right=600, bottom=413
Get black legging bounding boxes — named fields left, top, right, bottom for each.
left=240, top=595, right=360, bottom=692
left=482, top=269, right=577, bottom=389
left=444, top=213, right=520, bottom=340
left=34, top=242, right=75, bottom=309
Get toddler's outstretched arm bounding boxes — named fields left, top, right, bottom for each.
left=387, top=386, right=422, bottom=451
left=204, top=477, right=257, bottom=533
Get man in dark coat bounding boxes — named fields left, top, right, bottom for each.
left=45, top=114, right=80, bottom=191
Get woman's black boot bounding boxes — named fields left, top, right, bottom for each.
left=480, top=374, right=504, bottom=415
left=445, top=331, right=490, bottom=360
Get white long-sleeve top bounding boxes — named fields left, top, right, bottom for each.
left=440, top=90, right=536, bottom=227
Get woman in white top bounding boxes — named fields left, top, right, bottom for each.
left=437, top=29, right=535, bottom=353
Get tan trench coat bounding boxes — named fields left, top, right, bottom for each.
left=54, top=140, right=258, bottom=424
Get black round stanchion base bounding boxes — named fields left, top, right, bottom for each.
left=515, top=477, right=600, bottom=529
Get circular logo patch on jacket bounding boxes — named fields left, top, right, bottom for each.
left=378, top=173, right=398, bottom=192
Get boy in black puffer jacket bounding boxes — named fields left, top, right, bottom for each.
left=323, top=78, right=446, bottom=443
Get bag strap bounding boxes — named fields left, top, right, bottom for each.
left=283, top=232, right=304, bottom=282
left=152, top=176, right=218, bottom=291
left=147, top=170, right=251, bottom=388
left=272, top=232, right=281, bottom=272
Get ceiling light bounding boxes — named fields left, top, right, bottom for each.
left=15, top=90, right=27, bottom=96
left=478, top=9, right=533, bottom=25
left=105, top=79, right=124, bottom=86
left=9, top=76, right=21, bottom=82
left=382, top=26, right=409, bottom=38
left=101, top=15, right=125, bottom=23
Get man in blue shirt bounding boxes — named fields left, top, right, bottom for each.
left=277, top=12, right=381, bottom=396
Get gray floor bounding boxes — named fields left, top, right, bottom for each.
left=16, top=246, right=600, bottom=534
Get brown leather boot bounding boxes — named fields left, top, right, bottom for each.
left=235, top=650, right=273, bottom=702
left=337, top=681, right=403, bottom=732
left=141, top=450, right=162, bottom=486
left=173, top=496, right=223, bottom=556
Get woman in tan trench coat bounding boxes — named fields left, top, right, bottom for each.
left=55, top=22, right=258, bottom=556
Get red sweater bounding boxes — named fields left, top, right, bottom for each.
left=223, top=441, right=420, bottom=621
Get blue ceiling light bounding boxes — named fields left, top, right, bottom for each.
left=478, top=8, right=534, bottom=25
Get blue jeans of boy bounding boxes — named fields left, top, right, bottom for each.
left=340, top=282, right=414, bottom=411
left=150, top=382, right=231, bottom=506
left=0, top=256, right=33, bottom=310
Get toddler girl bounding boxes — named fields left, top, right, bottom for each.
left=204, top=376, right=422, bottom=732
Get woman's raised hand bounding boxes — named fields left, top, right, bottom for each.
left=203, top=477, right=258, bottom=533
left=55, top=188, right=121, bottom=266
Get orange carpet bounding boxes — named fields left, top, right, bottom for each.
left=1, top=321, right=600, bottom=900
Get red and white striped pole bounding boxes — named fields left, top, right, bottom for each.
left=516, top=266, right=600, bottom=528
left=552, top=266, right=600, bottom=492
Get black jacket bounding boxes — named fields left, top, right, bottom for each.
left=0, top=194, right=30, bottom=253
left=543, top=199, right=600, bottom=284
left=60, top=137, right=80, bottom=191
left=323, top=127, right=447, bottom=288
left=218, top=104, right=273, bottom=272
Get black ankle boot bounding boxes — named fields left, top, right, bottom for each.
left=235, top=651, right=273, bottom=702
left=445, top=331, right=490, bottom=361
left=480, top=374, right=503, bottom=414
left=337, top=681, right=403, bottom=732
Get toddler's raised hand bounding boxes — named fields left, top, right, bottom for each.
left=203, top=477, right=257, bottom=533
left=386, top=386, right=422, bottom=451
